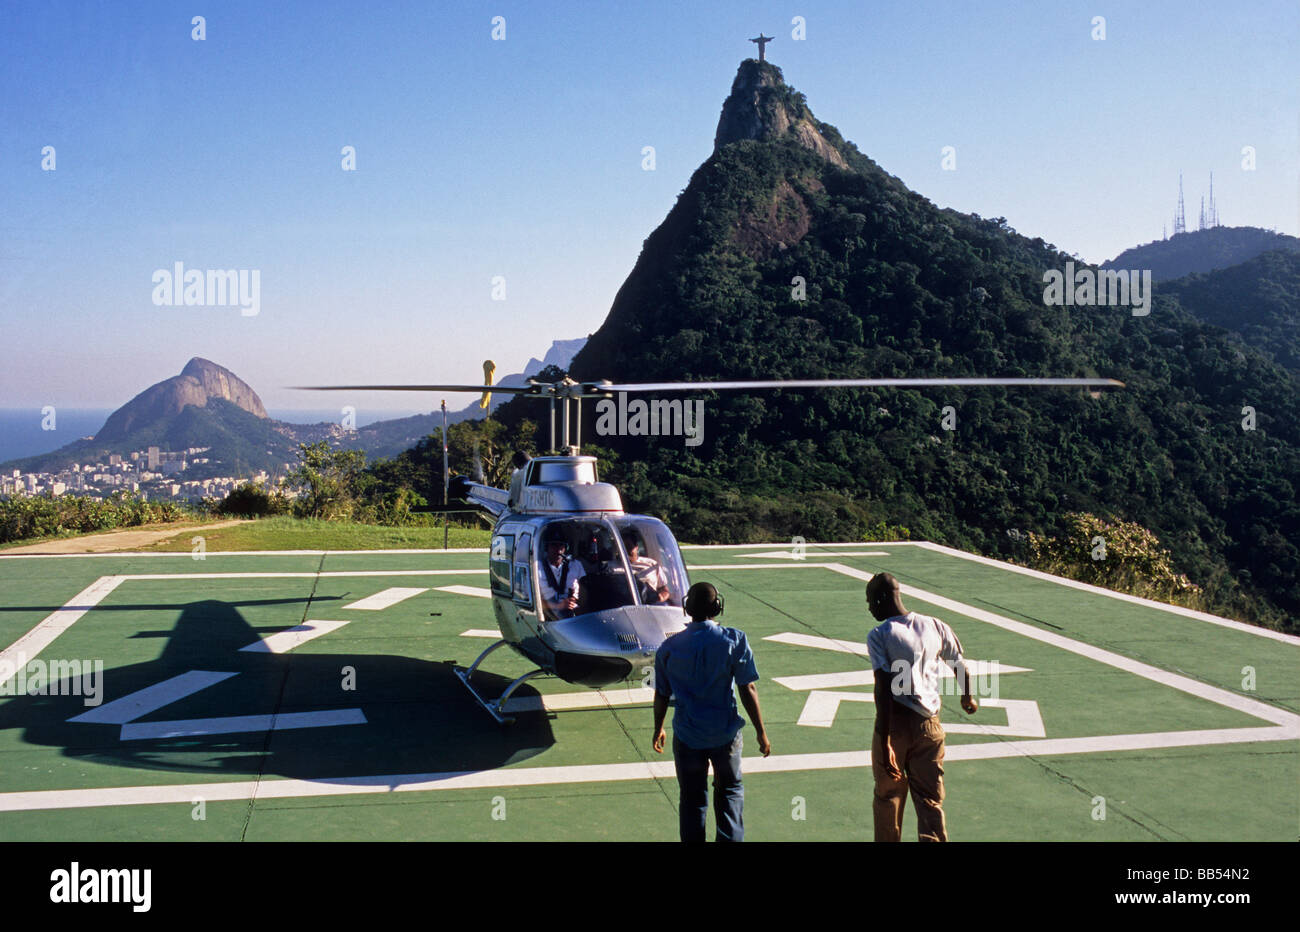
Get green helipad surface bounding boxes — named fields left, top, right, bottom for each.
left=0, top=542, right=1295, bottom=841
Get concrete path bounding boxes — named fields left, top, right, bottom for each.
left=0, top=519, right=251, bottom=554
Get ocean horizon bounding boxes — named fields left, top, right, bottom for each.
left=0, top=407, right=428, bottom=466
left=0, top=408, right=114, bottom=465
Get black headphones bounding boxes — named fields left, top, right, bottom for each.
left=685, top=582, right=724, bottom=620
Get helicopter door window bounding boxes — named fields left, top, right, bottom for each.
left=512, top=532, right=534, bottom=606
left=512, top=565, right=533, bottom=607
left=490, top=534, right=514, bottom=596
left=615, top=517, right=688, bottom=608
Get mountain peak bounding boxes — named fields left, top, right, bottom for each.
left=95, top=358, right=267, bottom=442
left=713, top=60, right=847, bottom=168
left=180, top=356, right=224, bottom=378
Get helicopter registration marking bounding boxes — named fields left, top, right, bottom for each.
left=527, top=489, right=556, bottom=510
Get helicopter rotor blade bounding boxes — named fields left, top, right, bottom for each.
left=291, top=384, right=539, bottom=394
left=591, top=377, right=1125, bottom=393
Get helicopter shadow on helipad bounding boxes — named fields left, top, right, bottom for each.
left=0, top=598, right=555, bottom=783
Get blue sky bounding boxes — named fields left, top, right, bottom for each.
left=1, top=0, right=1295, bottom=412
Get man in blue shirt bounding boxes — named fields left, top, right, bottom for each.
left=652, top=582, right=772, bottom=842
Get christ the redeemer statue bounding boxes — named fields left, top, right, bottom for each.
left=750, top=34, right=773, bottom=61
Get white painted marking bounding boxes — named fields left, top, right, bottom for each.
left=775, top=670, right=874, bottom=690
left=343, top=587, right=430, bottom=610
left=765, top=632, right=869, bottom=656
left=797, top=689, right=869, bottom=726
left=912, top=541, right=1300, bottom=646
left=120, top=709, right=367, bottom=741
left=68, top=671, right=237, bottom=724
left=434, top=585, right=493, bottom=599
left=0, top=575, right=124, bottom=688
left=949, top=699, right=1046, bottom=738
left=687, top=562, right=848, bottom=571
left=0, top=548, right=491, bottom=559
left=124, top=570, right=487, bottom=581
left=749, top=550, right=890, bottom=559
left=939, top=726, right=1296, bottom=760
left=0, top=725, right=1292, bottom=813
left=681, top=541, right=902, bottom=551
left=460, top=629, right=503, bottom=639
left=773, top=660, right=1027, bottom=692
left=502, top=687, right=656, bottom=713
left=819, top=563, right=1300, bottom=731
left=239, top=620, right=349, bottom=654
left=793, top=690, right=1044, bottom=736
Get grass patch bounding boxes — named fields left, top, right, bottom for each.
left=142, top=516, right=492, bottom=552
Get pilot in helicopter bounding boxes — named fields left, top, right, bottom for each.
left=539, top=537, right=584, bottom=619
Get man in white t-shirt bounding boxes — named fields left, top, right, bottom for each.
left=865, top=572, right=978, bottom=842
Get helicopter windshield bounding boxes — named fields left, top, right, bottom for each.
left=535, top=516, right=687, bottom=620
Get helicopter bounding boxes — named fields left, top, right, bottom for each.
left=298, top=371, right=1123, bottom=723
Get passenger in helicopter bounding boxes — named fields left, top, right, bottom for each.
left=622, top=530, right=671, bottom=604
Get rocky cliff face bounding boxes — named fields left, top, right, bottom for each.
left=713, top=59, right=847, bottom=168
left=95, top=357, right=267, bottom=442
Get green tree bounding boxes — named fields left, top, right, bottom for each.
left=284, top=442, right=368, bottom=519
left=447, top=418, right=537, bottom=489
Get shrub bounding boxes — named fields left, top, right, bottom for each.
left=1027, top=513, right=1203, bottom=604
left=216, top=483, right=288, bottom=517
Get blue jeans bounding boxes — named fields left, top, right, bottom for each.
left=673, top=732, right=744, bottom=842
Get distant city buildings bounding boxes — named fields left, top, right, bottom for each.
left=0, top=445, right=285, bottom=504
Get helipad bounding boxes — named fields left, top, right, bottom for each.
left=0, top=542, right=1294, bottom=841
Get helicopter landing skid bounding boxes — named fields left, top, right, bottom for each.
left=454, top=639, right=547, bottom=725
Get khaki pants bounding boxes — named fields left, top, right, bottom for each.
left=872, top=703, right=947, bottom=842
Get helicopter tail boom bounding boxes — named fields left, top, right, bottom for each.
left=449, top=475, right=510, bottom=518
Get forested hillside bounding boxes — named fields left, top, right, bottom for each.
left=1159, top=250, right=1300, bottom=372
left=1105, top=226, right=1300, bottom=282
left=491, top=60, right=1298, bottom=631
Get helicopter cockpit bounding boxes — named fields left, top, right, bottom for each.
left=536, top=516, right=688, bottom=622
